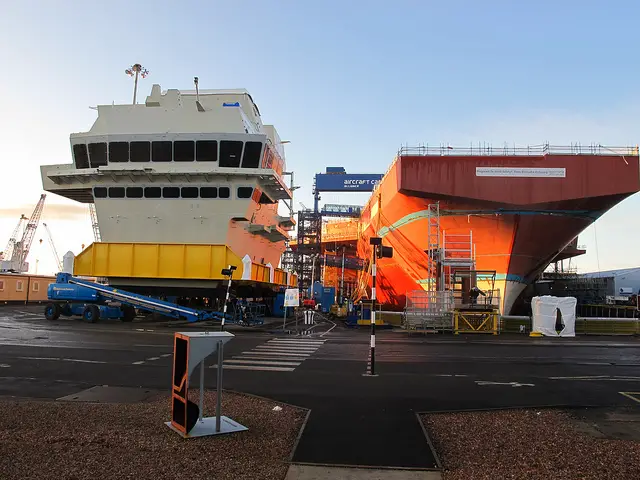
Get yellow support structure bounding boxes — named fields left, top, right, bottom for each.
left=73, top=242, right=297, bottom=287
left=453, top=309, right=499, bottom=335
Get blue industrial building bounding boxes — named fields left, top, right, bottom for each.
left=582, top=267, right=640, bottom=296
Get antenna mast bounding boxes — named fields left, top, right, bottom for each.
left=125, top=63, right=149, bottom=104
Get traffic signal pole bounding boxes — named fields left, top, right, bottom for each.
left=370, top=247, right=377, bottom=375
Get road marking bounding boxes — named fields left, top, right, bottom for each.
left=160, top=353, right=172, bottom=358
left=241, top=350, right=310, bottom=357
left=17, top=356, right=107, bottom=364
left=132, top=361, right=145, bottom=365
left=210, top=364, right=295, bottom=372
left=146, top=357, right=161, bottom=361
left=551, top=375, right=640, bottom=381
left=619, top=392, right=640, bottom=404
left=0, top=364, right=10, bottom=368
left=475, top=381, right=535, bottom=387
left=224, top=359, right=300, bottom=366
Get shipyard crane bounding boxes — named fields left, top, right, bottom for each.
left=88, top=203, right=101, bottom=242
left=2, top=214, right=27, bottom=263
left=42, top=223, right=62, bottom=272
left=8, top=194, right=46, bottom=272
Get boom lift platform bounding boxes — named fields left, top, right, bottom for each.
left=45, top=273, right=228, bottom=324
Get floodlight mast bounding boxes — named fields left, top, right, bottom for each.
left=125, top=63, right=149, bottom=105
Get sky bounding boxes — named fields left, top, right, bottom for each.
left=1, top=0, right=639, bottom=276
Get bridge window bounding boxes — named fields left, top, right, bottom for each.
left=181, top=187, right=198, bottom=198
left=88, top=142, right=107, bottom=167
left=144, top=187, right=161, bottom=198
left=108, top=187, right=125, bottom=198
left=219, top=186, right=230, bottom=199
left=73, top=144, right=89, bottom=169
left=126, top=187, right=143, bottom=198
left=200, top=187, right=218, bottom=198
left=174, top=141, right=195, bottom=162
left=237, top=187, right=253, bottom=199
left=163, top=187, right=180, bottom=198
left=130, top=141, right=151, bottom=162
left=152, top=141, right=172, bottom=162
left=219, top=141, right=242, bottom=167
left=93, top=187, right=107, bottom=198
left=242, top=141, right=262, bottom=168
left=196, top=140, right=217, bottom=162
left=109, top=142, right=129, bottom=163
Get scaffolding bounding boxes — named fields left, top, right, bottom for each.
left=295, top=209, right=322, bottom=295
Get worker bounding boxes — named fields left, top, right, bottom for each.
left=469, top=286, right=486, bottom=305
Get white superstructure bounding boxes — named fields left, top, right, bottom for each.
left=41, top=84, right=294, bottom=268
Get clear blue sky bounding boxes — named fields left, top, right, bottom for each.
left=1, top=0, right=639, bottom=275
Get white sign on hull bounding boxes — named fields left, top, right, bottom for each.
left=476, top=167, right=566, bottom=178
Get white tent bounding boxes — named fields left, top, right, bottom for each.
left=531, top=296, right=577, bottom=337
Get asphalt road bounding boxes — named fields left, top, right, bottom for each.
left=1, top=304, right=639, bottom=469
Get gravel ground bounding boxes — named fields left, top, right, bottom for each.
left=422, top=409, right=640, bottom=480
left=0, top=390, right=307, bottom=480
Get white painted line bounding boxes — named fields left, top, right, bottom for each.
left=0, top=364, right=10, bottom=368
left=210, top=364, right=295, bottom=372
left=224, top=359, right=300, bottom=366
left=240, top=351, right=311, bottom=357
left=550, top=375, right=640, bottom=381
left=235, top=355, right=309, bottom=362
left=619, top=392, right=640, bottom=404
left=132, top=361, right=145, bottom=365
left=160, top=353, right=172, bottom=358
left=17, top=356, right=107, bottom=364
left=255, top=346, right=317, bottom=352
left=320, top=322, right=337, bottom=336
left=475, top=381, right=534, bottom=387
left=146, top=357, right=161, bottom=361
left=269, top=339, right=325, bottom=344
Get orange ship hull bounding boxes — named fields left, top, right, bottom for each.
left=357, top=149, right=640, bottom=314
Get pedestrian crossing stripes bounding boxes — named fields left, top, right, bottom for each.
left=212, top=337, right=326, bottom=372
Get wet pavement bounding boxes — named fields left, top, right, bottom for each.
left=1, top=304, right=639, bottom=469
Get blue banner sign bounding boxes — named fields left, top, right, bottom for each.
left=315, top=174, right=383, bottom=192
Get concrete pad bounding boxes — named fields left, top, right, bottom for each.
left=56, top=385, right=159, bottom=403
left=284, top=464, right=442, bottom=480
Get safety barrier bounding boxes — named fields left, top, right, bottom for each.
left=453, top=309, right=499, bottom=335
left=500, top=316, right=640, bottom=336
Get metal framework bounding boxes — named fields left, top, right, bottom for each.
left=42, top=223, right=62, bottom=271
left=398, top=143, right=639, bottom=157
left=89, top=203, right=101, bottom=242
left=2, top=214, right=27, bottom=262
left=295, top=209, right=322, bottom=294
left=7, top=194, right=46, bottom=272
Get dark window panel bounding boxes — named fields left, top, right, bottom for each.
left=241, top=141, right=262, bottom=168
left=109, top=142, right=129, bottom=163
left=126, top=187, right=143, bottom=198
left=93, top=187, right=107, bottom=198
left=144, top=187, right=161, bottom=198
left=237, top=187, right=253, bottom=199
left=73, top=144, right=89, bottom=169
left=219, top=141, right=242, bottom=167
left=196, top=140, right=217, bottom=162
left=174, top=141, right=195, bottom=162
left=88, top=142, right=108, bottom=167
left=200, top=187, right=218, bottom=198
left=181, top=187, right=198, bottom=198
left=152, top=141, right=172, bottom=162
left=163, top=187, right=180, bottom=198
left=219, top=186, right=230, bottom=198
left=108, top=187, right=125, bottom=198
left=130, top=141, right=151, bottom=162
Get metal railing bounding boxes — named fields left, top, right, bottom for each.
left=500, top=316, right=639, bottom=335
left=398, top=143, right=639, bottom=157
left=404, top=290, right=454, bottom=331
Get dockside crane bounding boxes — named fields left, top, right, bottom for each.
left=42, top=223, right=62, bottom=272
left=8, top=194, right=46, bottom=272
left=1, top=214, right=27, bottom=262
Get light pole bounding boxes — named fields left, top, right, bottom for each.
left=368, top=237, right=393, bottom=376
left=125, top=63, right=149, bottom=105
left=220, top=265, right=237, bottom=331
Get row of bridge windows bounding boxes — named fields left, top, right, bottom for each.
left=93, top=186, right=255, bottom=199
left=74, top=140, right=263, bottom=169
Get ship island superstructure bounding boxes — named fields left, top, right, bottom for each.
left=40, top=83, right=297, bottom=295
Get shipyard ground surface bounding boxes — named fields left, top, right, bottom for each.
left=1, top=305, right=639, bottom=477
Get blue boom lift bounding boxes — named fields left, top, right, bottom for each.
left=45, top=272, right=227, bottom=324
